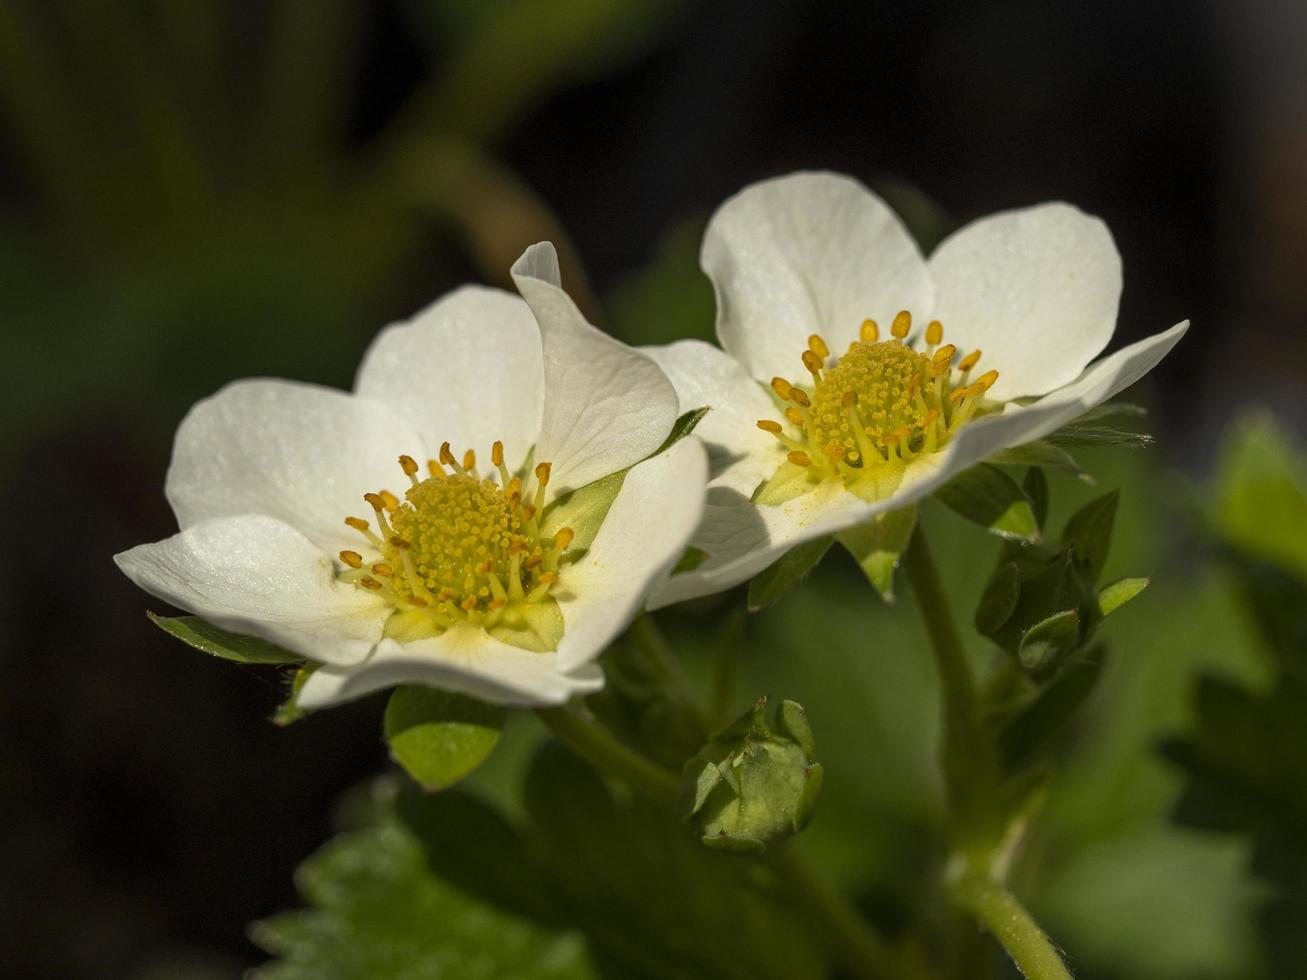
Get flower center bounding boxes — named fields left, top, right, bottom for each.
left=337, top=441, right=572, bottom=650
left=754, top=312, right=999, bottom=502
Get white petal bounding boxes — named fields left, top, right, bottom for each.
left=642, top=339, right=778, bottom=480
left=701, top=171, right=932, bottom=383
left=553, top=437, right=708, bottom=670
left=295, top=630, right=604, bottom=709
left=928, top=203, right=1122, bottom=400
left=166, top=379, right=425, bottom=555
left=354, top=286, right=544, bottom=471
left=511, top=243, right=679, bottom=493
left=114, top=515, right=387, bottom=665
left=650, top=322, right=1186, bottom=604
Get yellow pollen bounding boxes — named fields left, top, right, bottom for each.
left=933, top=344, right=957, bottom=368
left=802, top=350, right=823, bottom=374
left=378, top=490, right=400, bottom=512
left=344, top=517, right=370, bottom=533
left=771, top=377, right=793, bottom=399
left=789, top=388, right=811, bottom=408
left=959, top=349, right=982, bottom=372
left=339, top=550, right=363, bottom=569
left=535, top=462, right=552, bottom=487
left=926, top=320, right=943, bottom=345
left=807, top=334, right=829, bottom=359
left=757, top=419, right=783, bottom=434
left=491, top=441, right=504, bottom=467
left=785, top=407, right=805, bottom=426
left=860, top=319, right=879, bottom=343
left=974, top=369, right=999, bottom=392
left=554, top=527, right=575, bottom=550
left=788, top=451, right=812, bottom=467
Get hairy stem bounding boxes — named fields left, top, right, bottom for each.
left=952, top=873, right=1074, bottom=979
left=902, top=525, right=996, bottom=829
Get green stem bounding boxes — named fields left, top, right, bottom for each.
left=902, top=525, right=996, bottom=826
left=952, top=873, right=1073, bottom=980
left=632, top=613, right=712, bottom=734
left=535, top=706, right=679, bottom=804
left=535, top=704, right=897, bottom=980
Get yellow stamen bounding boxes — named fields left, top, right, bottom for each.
left=891, top=310, right=912, bottom=340
left=860, top=318, right=880, bottom=343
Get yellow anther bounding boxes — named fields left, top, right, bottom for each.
left=339, top=550, right=363, bottom=569
left=974, top=369, right=999, bottom=392
left=407, top=596, right=429, bottom=608
left=808, top=334, right=829, bottom=359
left=439, top=442, right=458, bottom=467
left=463, top=449, right=476, bottom=471
left=771, top=377, right=793, bottom=399
left=860, top=318, right=880, bottom=343
left=789, top=388, right=811, bottom=408
left=536, top=570, right=559, bottom=585
left=891, top=310, right=912, bottom=339
left=757, top=419, right=783, bottom=434
left=535, top=462, right=552, bottom=487
left=925, top=320, right=943, bottom=345
left=398, top=455, right=419, bottom=477
left=525, top=553, right=543, bottom=569
left=344, top=516, right=371, bottom=533
left=378, top=490, right=400, bottom=512
left=359, top=578, right=383, bottom=591
left=371, top=563, right=394, bottom=577
left=788, top=451, right=813, bottom=467
left=427, top=459, right=443, bottom=477
left=491, top=441, right=504, bottom=467
left=460, top=596, right=477, bottom=612
left=554, top=527, right=575, bottom=550
left=506, top=476, right=522, bottom=504
left=389, top=536, right=412, bottom=550
left=932, top=344, right=957, bottom=368
left=842, top=390, right=858, bottom=408
left=785, top=407, right=805, bottom=426
left=363, top=492, right=386, bottom=512
left=959, top=349, right=982, bottom=372
left=949, top=387, right=969, bottom=403
left=802, top=350, right=823, bottom=374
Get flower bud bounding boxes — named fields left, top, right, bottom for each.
left=681, top=697, right=823, bottom=854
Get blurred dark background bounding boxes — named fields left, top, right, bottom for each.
left=1, top=2, right=1304, bottom=978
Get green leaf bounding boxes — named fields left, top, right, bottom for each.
left=657, top=405, right=710, bottom=452
left=148, top=612, right=300, bottom=664
left=384, top=687, right=506, bottom=791
left=251, top=810, right=596, bottom=980
left=990, top=440, right=1090, bottom=480
left=836, top=505, right=917, bottom=601
left=1213, top=410, right=1307, bottom=586
left=747, top=535, right=834, bottom=612
left=1062, top=489, right=1120, bottom=583
left=1098, top=577, right=1150, bottom=617
left=936, top=463, right=1041, bottom=541
left=1018, top=609, right=1081, bottom=674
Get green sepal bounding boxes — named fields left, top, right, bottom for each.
left=990, top=440, right=1090, bottom=480
left=274, top=663, right=319, bottom=726
left=1045, top=402, right=1153, bottom=449
left=1017, top=609, right=1082, bottom=675
left=384, top=687, right=506, bottom=792
left=747, top=535, right=834, bottom=612
left=836, top=505, right=918, bottom=602
left=794, top=763, right=824, bottom=832
left=1098, top=577, right=1150, bottom=617
left=1061, top=489, right=1120, bottom=583
left=997, top=645, right=1107, bottom=775
left=974, top=562, right=1022, bottom=635
left=149, top=612, right=300, bottom=664
left=541, top=406, right=707, bottom=550
left=936, top=463, right=1041, bottom=542
left=1023, top=467, right=1049, bottom=531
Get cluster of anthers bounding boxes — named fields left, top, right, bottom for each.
left=337, top=441, right=574, bottom=643
left=757, top=311, right=999, bottom=486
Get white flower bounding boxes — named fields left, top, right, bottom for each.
left=116, top=243, right=707, bottom=708
left=646, top=171, right=1188, bottom=607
